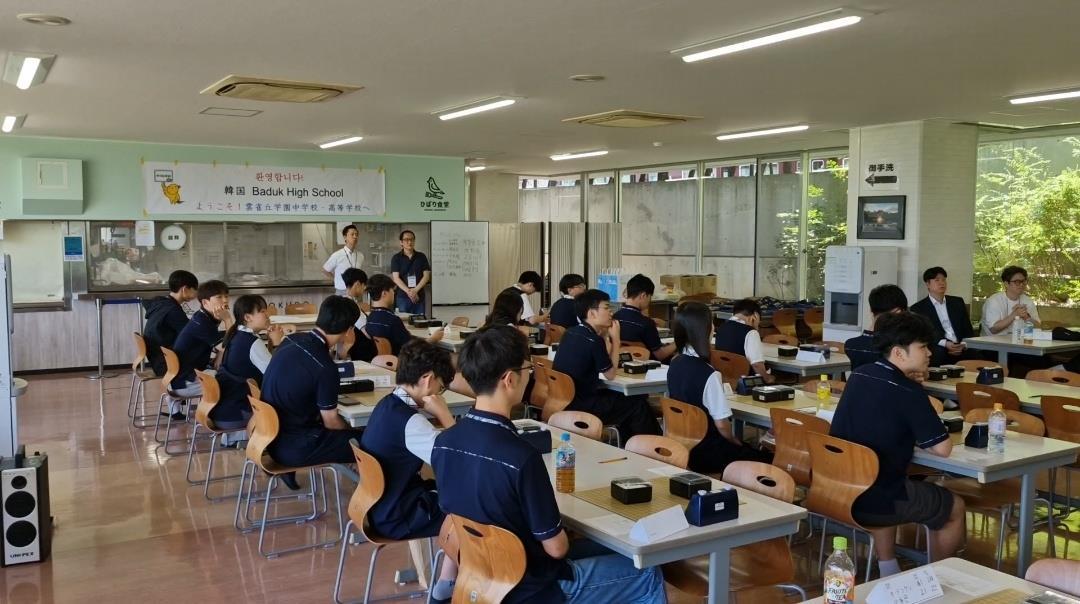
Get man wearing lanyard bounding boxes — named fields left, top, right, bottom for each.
left=390, top=229, right=431, bottom=315
left=323, top=224, right=364, bottom=296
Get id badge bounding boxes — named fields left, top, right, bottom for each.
left=407, top=275, right=417, bottom=288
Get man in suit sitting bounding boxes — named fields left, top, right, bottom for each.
left=910, top=267, right=975, bottom=366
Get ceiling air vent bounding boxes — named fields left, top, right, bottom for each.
left=563, top=109, right=701, bottom=128
left=200, top=75, right=362, bottom=103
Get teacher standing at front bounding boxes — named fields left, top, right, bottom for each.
left=390, top=229, right=431, bottom=315
left=323, top=224, right=364, bottom=296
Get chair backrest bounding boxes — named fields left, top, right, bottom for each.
left=547, top=411, right=603, bottom=441
left=285, top=302, right=315, bottom=315
left=193, top=370, right=220, bottom=429
left=451, top=316, right=470, bottom=327
left=709, top=350, right=751, bottom=386
left=1039, top=396, right=1080, bottom=444
left=246, top=378, right=260, bottom=399
left=652, top=317, right=667, bottom=328
left=1026, top=369, right=1080, bottom=387
left=528, top=355, right=550, bottom=408
left=264, top=304, right=278, bottom=316
left=801, top=379, right=846, bottom=395
left=449, top=514, right=527, bottom=604
left=957, top=359, right=1009, bottom=377
left=372, top=336, right=393, bottom=356
left=763, top=334, right=798, bottom=346
left=346, top=438, right=391, bottom=543
left=956, top=382, right=1021, bottom=416
left=246, top=397, right=282, bottom=470
left=625, top=435, right=690, bottom=470
left=771, top=308, right=798, bottom=338
left=1025, top=558, right=1080, bottom=597
left=371, top=354, right=398, bottom=371
left=540, top=368, right=576, bottom=421
left=817, top=340, right=846, bottom=354
left=722, top=461, right=795, bottom=503
left=927, top=395, right=944, bottom=414
left=131, top=332, right=148, bottom=371
left=622, top=345, right=650, bottom=361
left=804, top=432, right=879, bottom=528
left=160, top=347, right=181, bottom=395
left=769, top=408, right=831, bottom=488
left=278, top=323, right=297, bottom=336
left=964, top=408, right=1045, bottom=436
left=659, top=397, right=709, bottom=451
left=544, top=324, right=566, bottom=345
left=803, top=307, right=825, bottom=339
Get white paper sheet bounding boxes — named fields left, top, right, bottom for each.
left=645, top=366, right=669, bottom=380
left=933, top=565, right=997, bottom=597
left=866, top=567, right=943, bottom=604
left=582, top=513, right=635, bottom=536
left=647, top=465, right=685, bottom=477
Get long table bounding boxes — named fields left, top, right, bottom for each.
left=336, top=361, right=474, bottom=428
left=760, top=342, right=851, bottom=378
left=269, top=313, right=318, bottom=328
left=545, top=350, right=670, bottom=397
left=921, top=372, right=1078, bottom=414
left=963, top=333, right=1080, bottom=366
left=530, top=420, right=806, bottom=604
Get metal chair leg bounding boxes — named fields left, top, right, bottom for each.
left=362, top=543, right=384, bottom=604
left=427, top=550, right=446, bottom=604
left=255, top=466, right=344, bottom=558
left=333, top=520, right=357, bottom=604
left=127, top=373, right=138, bottom=417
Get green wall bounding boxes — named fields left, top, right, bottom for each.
left=0, top=135, right=465, bottom=222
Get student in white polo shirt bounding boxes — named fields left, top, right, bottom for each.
left=323, top=224, right=364, bottom=296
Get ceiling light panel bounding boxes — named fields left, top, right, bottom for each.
left=673, top=8, right=868, bottom=63
left=1009, top=88, right=1080, bottom=105
left=550, top=150, right=608, bottom=161
left=716, top=124, right=809, bottom=140
left=2, top=53, right=56, bottom=89
left=434, top=97, right=517, bottom=121
left=1, top=114, right=26, bottom=133
left=319, top=136, right=363, bottom=149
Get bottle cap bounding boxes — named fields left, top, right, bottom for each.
left=993, top=403, right=1003, bottom=411
left=833, top=536, right=848, bottom=551
left=820, top=374, right=828, bottom=381
left=560, top=432, right=571, bottom=442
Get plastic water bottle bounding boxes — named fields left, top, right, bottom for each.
left=823, top=536, right=856, bottom=604
left=555, top=432, right=576, bottom=493
left=1011, top=316, right=1023, bottom=343
left=988, top=403, right=1007, bottom=454
left=816, top=374, right=832, bottom=411
left=1023, top=320, right=1034, bottom=343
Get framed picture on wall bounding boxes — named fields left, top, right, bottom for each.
left=856, top=195, right=906, bottom=240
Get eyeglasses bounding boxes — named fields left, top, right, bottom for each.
left=402, top=238, right=415, bottom=242
left=516, top=362, right=534, bottom=375
left=1009, top=279, right=1028, bottom=285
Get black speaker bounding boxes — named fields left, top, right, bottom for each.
left=1, top=454, right=51, bottom=566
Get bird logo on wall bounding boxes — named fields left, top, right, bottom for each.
left=160, top=181, right=183, bottom=205
left=425, top=177, right=445, bottom=200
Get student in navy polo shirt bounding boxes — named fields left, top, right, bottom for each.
left=143, top=270, right=199, bottom=378
left=168, top=280, right=230, bottom=419
left=713, top=298, right=774, bottom=383
left=668, top=302, right=772, bottom=474
left=830, top=312, right=965, bottom=577
left=614, top=274, right=675, bottom=362
left=360, top=339, right=459, bottom=599
left=262, top=296, right=365, bottom=479
left=553, top=289, right=661, bottom=441
left=549, top=273, right=586, bottom=328
left=340, top=268, right=377, bottom=363
left=432, top=325, right=667, bottom=604
left=364, top=273, right=442, bottom=355
left=214, top=295, right=283, bottom=445
left=844, top=284, right=908, bottom=370
left=390, top=229, right=432, bottom=315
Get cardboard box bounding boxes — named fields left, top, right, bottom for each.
left=679, top=275, right=697, bottom=295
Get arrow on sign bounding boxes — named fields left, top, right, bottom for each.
left=865, top=173, right=897, bottom=186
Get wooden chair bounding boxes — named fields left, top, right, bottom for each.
left=1040, top=396, right=1080, bottom=514
left=805, top=432, right=880, bottom=582
left=817, top=340, right=846, bottom=354
left=652, top=317, right=668, bottom=328
left=769, top=408, right=831, bottom=489
left=622, top=344, right=650, bottom=361
left=265, top=304, right=278, bottom=316
left=154, top=347, right=203, bottom=455
left=448, top=514, right=527, bottom=604
left=956, top=382, right=1021, bottom=416
left=524, top=355, right=550, bottom=420
left=801, top=379, right=846, bottom=395
left=372, top=336, right=393, bottom=356
left=333, top=440, right=430, bottom=604
left=957, top=359, right=1009, bottom=377
left=285, top=302, right=316, bottom=315
left=371, top=354, right=398, bottom=371
left=659, top=397, right=708, bottom=452
left=539, top=368, right=575, bottom=422
left=946, top=408, right=1054, bottom=568
left=772, top=308, right=798, bottom=339
left=451, top=316, right=470, bottom=327
left=544, top=323, right=566, bottom=345
left=233, top=397, right=343, bottom=558
left=763, top=334, right=798, bottom=346
left=803, top=307, right=824, bottom=341
left=927, top=395, right=945, bottom=414
left=625, top=435, right=690, bottom=471
left=128, top=332, right=160, bottom=427
left=185, top=370, right=247, bottom=500
left=246, top=378, right=260, bottom=399
left=547, top=410, right=604, bottom=441
left=709, top=350, right=751, bottom=386
left=1026, top=369, right=1080, bottom=386
left=1026, top=559, right=1080, bottom=597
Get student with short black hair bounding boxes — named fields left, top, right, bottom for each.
left=549, top=273, right=586, bottom=328
left=143, top=269, right=198, bottom=378
left=214, top=294, right=282, bottom=444
left=432, top=325, right=667, bottom=603
left=168, top=280, right=230, bottom=419
left=910, top=267, right=975, bottom=366
left=341, top=268, right=377, bottom=362
left=845, top=284, right=908, bottom=369
left=262, top=296, right=365, bottom=471
left=361, top=339, right=458, bottom=598
left=365, top=274, right=442, bottom=354
left=669, top=302, right=772, bottom=474
left=552, top=289, right=661, bottom=441
left=981, top=265, right=1041, bottom=336
left=714, top=298, right=773, bottom=382
left=507, top=270, right=547, bottom=325
left=614, top=274, right=675, bottom=362
left=830, top=311, right=965, bottom=577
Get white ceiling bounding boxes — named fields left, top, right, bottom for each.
left=2, top=0, right=1080, bottom=175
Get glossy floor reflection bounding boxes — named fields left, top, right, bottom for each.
left=1, top=372, right=1077, bottom=603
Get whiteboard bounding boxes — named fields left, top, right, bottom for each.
left=431, top=221, right=489, bottom=305
left=824, top=246, right=863, bottom=294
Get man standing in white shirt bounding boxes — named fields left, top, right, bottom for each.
left=910, top=267, right=975, bottom=366
left=323, top=224, right=364, bottom=296
left=980, top=265, right=1041, bottom=336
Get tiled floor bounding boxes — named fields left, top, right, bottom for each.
left=1, top=371, right=1077, bottom=603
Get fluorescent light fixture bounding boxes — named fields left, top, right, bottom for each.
left=550, top=150, right=608, bottom=161
left=435, top=97, right=516, bottom=121
left=716, top=124, right=808, bottom=141
left=673, top=8, right=867, bottom=63
left=318, top=136, right=363, bottom=149
left=2, top=53, right=56, bottom=89
left=465, top=165, right=486, bottom=172
left=1, top=114, right=26, bottom=133
left=1009, top=88, right=1080, bottom=105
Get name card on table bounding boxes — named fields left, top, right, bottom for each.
left=628, top=505, right=690, bottom=544
left=1031, top=329, right=1054, bottom=341
left=866, top=567, right=943, bottom=604
left=796, top=350, right=827, bottom=363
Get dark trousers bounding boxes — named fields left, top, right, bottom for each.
left=568, top=390, right=661, bottom=443
left=688, top=434, right=772, bottom=475
left=270, top=427, right=365, bottom=467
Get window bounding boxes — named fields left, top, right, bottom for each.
left=620, top=164, right=698, bottom=277
left=586, top=171, right=616, bottom=222
left=702, top=160, right=756, bottom=298
left=756, top=157, right=803, bottom=299
left=805, top=154, right=849, bottom=300
left=518, top=176, right=581, bottom=222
